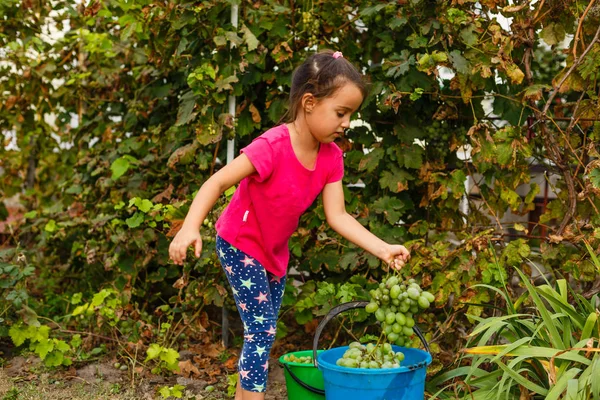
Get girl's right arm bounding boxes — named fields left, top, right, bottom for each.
left=168, top=154, right=257, bottom=265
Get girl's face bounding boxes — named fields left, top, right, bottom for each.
left=304, top=82, right=363, bottom=143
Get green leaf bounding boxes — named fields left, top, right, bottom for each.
left=358, top=148, right=384, bottom=173
left=410, top=87, right=424, bottom=101
left=460, top=25, right=478, bottom=46
left=126, top=212, right=144, bottom=228
left=137, top=199, right=153, bottom=213
left=71, top=293, right=83, bottom=305
left=379, top=167, right=413, bottom=193
left=449, top=50, right=470, bottom=74
left=44, top=219, right=57, bottom=233
left=9, top=324, right=28, bottom=347
left=590, top=168, right=600, bottom=189
left=388, top=16, right=407, bottom=30
left=592, top=356, right=600, bottom=398
left=35, top=338, right=54, bottom=360
left=541, top=22, right=566, bottom=46
left=24, top=210, right=37, bottom=219
left=72, top=303, right=89, bottom=316
left=580, top=312, right=597, bottom=340
left=70, top=334, right=82, bottom=349
left=158, top=386, right=171, bottom=398
left=241, top=24, right=258, bottom=51
left=360, top=4, right=386, bottom=16
left=407, top=33, right=428, bottom=48
left=545, top=367, right=581, bottom=400
left=496, top=359, right=549, bottom=395
left=146, top=343, right=162, bottom=361
left=372, top=196, right=405, bottom=225
left=44, top=350, right=64, bottom=367
left=161, top=348, right=180, bottom=371
left=175, top=91, right=197, bottom=126
left=55, top=340, right=70, bottom=353
left=515, top=269, right=565, bottom=350
left=91, top=289, right=111, bottom=307
left=110, top=157, right=130, bottom=180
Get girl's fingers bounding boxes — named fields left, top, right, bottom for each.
left=195, top=239, right=202, bottom=257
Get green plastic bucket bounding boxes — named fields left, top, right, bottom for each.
left=279, top=350, right=325, bottom=400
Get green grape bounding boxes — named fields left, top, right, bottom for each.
left=395, top=312, right=406, bottom=325
left=385, top=312, right=396, bottom=325
left=390, top=285, right=401, bottom=299
left=421, top=291, right=435, bottom=303
left=366, top=302, right=379, bottom=313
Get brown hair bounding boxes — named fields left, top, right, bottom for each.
left=279, top=49, right=368, bottom=124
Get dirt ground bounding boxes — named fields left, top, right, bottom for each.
left=0, top=353, right=289, bottom=400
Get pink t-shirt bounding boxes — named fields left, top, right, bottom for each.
left=215, top=124, right=344, bottom=277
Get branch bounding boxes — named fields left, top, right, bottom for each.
left=542, top=23, right=600, bottom=117
left=532, top=0, right=547, bottom=20
left=573, top=0, right=597, bottom=59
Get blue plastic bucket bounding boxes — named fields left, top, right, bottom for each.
left=317, top=345, right=431, bottom=400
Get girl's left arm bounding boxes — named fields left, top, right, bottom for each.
left=322, top=180, right=410, bottom=269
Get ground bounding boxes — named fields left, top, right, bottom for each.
left=0, top=344, right=290, bottom=400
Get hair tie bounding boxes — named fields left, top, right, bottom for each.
left=332, top=51, right=343, bottom=59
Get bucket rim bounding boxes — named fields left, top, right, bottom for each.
left=279, top=349, right=325, bottom=367
left=317, top=345, right=432, bottom=375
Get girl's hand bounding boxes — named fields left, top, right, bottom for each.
left=169, top=227, right=202, bottom=265
left=383, top=244, right=410, bottom=271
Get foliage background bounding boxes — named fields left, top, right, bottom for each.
left=2, top=0, right=600, bottom=378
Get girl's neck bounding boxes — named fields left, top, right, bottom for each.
left=288, top=117, right=319, bottom=152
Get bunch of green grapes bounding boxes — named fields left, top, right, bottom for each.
left=336, top=342, right=405, bottom=369
left=283, top=354, right=313, bottom=364
left=425, top=120, right=469, bottom=156
left=302, top=11, right=320, bottom=47
left=365, top=276, right=434, bottom=347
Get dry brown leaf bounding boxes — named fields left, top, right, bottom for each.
left=548, top=234, right=564, bottom=244
left=152, top=183, right=174, bottom=203
left=396, top=180, right=409, bottom=193
left=223, top=356, right=238, bottom=370
left=173, top=273, right=189, bottom=289
left=166, top=219, right=184, bottom=237
left=176, top=360, right=201, bottom=378
left=249, top=103, right=261, bottom=123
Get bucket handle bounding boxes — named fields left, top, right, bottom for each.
left=281, top=363, right=325, bottom=396
left=312, top=301, right=430, bottom=368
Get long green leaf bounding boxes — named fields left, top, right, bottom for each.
left=468, top=314, right=530, bottom=338
left=464, top=344, right=591, bottom=364
left=584, top=240, right=600, bottom=273
left=427, top=366, right=489, bottom=387
left=592, top=355, right=600, bottom=399
left=545, top=368, right=581, bottom=400
left=515, top=268, right=564, bottom=349
left=468, top=369, right=504, bottom=390
left=581, top=312, right=598, bottom=340
left=537, top=288, right=585, bottom=329
left=566, top=378, right=579, bottom=400
left=496, top=359, right=548, bottom=395
left=490, top=337, right=531, bottom=363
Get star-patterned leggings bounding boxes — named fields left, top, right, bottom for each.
left=216, top=235, right=287, bottom=393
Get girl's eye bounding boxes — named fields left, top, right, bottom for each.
left=337, top=113, right=345, bottom=118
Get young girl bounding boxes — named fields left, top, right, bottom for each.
left=169, top=49, right=410, bottom=400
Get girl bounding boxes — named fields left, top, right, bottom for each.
left=169, top=49, right=410, bottom=400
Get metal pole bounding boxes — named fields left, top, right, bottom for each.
left=222, top=2, right=239, bottom=349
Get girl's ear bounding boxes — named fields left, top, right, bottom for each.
left=300, top=93, right=316, bottom=113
